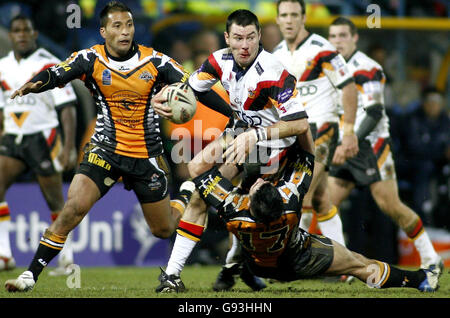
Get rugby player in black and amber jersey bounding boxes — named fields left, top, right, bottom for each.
left=5, top=1, right=231, bottom=292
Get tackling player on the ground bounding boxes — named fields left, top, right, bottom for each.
left=325, top=17, right=443, bottom=273
left=0, top=15, right=77, bottom=275
left=272, top=0, right=358, bottom=247
left=156, top=136, right=440, bottom=293
left=4, top=1, right=232, bottom=293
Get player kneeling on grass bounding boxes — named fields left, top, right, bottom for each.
left=156, top=145, right=441, bottom=293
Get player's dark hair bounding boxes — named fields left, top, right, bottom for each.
left=9, top=14, right=34, bottom=30
left=250, top=183, right=284, bottom=224
left=276, top=0, right=306, bottom=15
left=100, top=1, right=132, bottom=27
left=226, top=9, right=261, bottom=33
left=330, top=16, right=358, bottom=35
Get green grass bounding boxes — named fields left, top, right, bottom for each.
left=0, top=265, right=449, bottom=298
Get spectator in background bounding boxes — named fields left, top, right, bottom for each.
left=189, top=29, right=221, bottom=55
left=399, top=87, right=450, bottom=225
left=260, top=22, right=282, bottom=52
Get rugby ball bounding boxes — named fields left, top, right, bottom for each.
left=164, top=82, right=197, bottom=124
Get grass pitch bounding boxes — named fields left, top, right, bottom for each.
left=0, top=265, right=449, bottom=299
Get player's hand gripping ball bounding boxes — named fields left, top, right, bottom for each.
left=164, top=82, right=197, bottom=124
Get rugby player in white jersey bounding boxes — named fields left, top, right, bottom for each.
left=0, top=15, right=77, bottom=275
left=326, top=17, right=443, bottom=275
left=155, top=9, right=316, bottom=292
left=272, top=0, right=358, bottom=248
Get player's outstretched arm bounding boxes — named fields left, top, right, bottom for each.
left=10, top=80, right=43, bottom=99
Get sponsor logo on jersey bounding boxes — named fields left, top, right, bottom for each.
left=102, top=69, right=112, bottom=85
left=290, top=161, right=313, bottom=176
left=297, top=85, right=317, bottom=96
left=277, top=88, right=293, bottom=103
left=255, top=62, right=264, bottom=75
left=330, top=55, right=345, bottom=70
left=56, top=61, right=71, bottom=72
left=222, top=53, right=233, bottom=60
left=139, top=71, right=154, bottom=82
left=311, top=40, right=324, bottom=47
left=248, top=87, right=256, bottom=99
left=118, top=65, right=130, bottom=72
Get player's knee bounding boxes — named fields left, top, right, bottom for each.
left=151, top=225, right=175, bottom=239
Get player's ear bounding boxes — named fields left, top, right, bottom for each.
left=224, top=31, right=230, bottom=46
left=100, top=27, right=106, bottom=39
left=32, top=30, right=39, bottom=41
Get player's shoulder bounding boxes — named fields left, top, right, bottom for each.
left=211, top=48, right=233, bottom=63
left=255, top=49, right=289, bottom=79
left=0, top=50, right=13, bottom=65
left=350, top=50, right=383, bottom=71
left=306, top=33, right=336, bottom=51
left=272, top=40, right=287, bottom=54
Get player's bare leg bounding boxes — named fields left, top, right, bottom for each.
left=370, top=179, right=442, bottom=269
left=325, top=239, right=441, bottom=292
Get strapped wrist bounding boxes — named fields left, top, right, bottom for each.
left=343, top=123, right=355, bottom=136
left=255, top=127, right=267, bottom=141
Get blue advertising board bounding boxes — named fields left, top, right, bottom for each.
left=6, top=183, right=171, bottom=267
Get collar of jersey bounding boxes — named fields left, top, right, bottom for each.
left=345, top=49, right=358, bottom=63
left=294, top=32, right=313, bottom=51
left=232, top=44, right=263, bottom=81
left=104, top=41, right=139, bottom=62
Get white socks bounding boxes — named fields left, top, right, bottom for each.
left=413, top=231, right=441, bottom=267
left=166, top=234, right=198, bottom=276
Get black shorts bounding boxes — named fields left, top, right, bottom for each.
left=310, top=122, right=339, bottom=169
left=329, top=138, right=396, bottom=187
left=246, top=229, right=334, bottom=281
left=0, top=128, right=62, bottom=176
left=77, top=143, right=171, bottom=203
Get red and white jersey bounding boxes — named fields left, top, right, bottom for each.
left=339, top=50, right=390, bottom=143
left=272, top=33, right=353, bottom=126
left=0, top=48, right=77, bottom=135
left=189, top=47, right=307, bottom=149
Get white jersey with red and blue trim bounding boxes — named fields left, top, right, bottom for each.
left=272, top=33, right=353, bottom=127
left=189, top=46, right=308, bottom=149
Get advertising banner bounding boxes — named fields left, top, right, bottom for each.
left=6, top=183, right=171, bottom=267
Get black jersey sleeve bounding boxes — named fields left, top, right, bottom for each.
left=31, top=49, right=96, bottom=92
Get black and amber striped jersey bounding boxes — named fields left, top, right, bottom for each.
left=189, top=45, right=307, bottom=149
left=35, top=42, right=189, bottom=158
left=272, top=33, right=353, bottom=127
left=193, top=149, right=314, bottom=268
